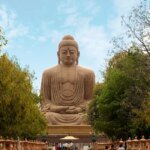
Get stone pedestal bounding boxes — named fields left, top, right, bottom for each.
left=48, top=125, right=92, bottom=135
left=46, top=125, right=93, bottom=143
left=38, top=125, right=108, bottom=143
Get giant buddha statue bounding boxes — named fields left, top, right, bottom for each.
left=41, top=35, right=95, bottom=125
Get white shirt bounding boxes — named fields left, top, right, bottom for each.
left=118, top=147, right=125, bottom=150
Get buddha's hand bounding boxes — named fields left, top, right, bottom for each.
left=51, top=105, right=69, bottom=113
left=66, top=106, right=83, bottom=114
left=41, top=103, right=68, bottom=113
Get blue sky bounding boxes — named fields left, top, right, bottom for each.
left=0, top=0, right=142, bottom=92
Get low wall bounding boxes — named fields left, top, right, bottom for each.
left=1, top=137, right=150, bottom=150
left=0, top=139, right=48, bottom=150
left=95, top=137, right=150, bottom=150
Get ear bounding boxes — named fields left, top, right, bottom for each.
left=78, top=51, right=80, bottom=57
left=57, top=51, right=60, bottom=64
left=57, top=51, right=59, bottom=57
left=76, top=51, right=80, bottom=65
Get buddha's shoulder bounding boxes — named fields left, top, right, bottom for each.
left=77, top=65, right=95, bottom=75
left=42, top=65, right=59, bottom=76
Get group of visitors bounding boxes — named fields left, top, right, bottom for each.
left=105, top=143, right=125, bottom=150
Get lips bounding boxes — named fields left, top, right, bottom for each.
left=66, top=58, right=72, bottom=61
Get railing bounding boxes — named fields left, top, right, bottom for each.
left=95, top=136, right=150, bottom=150
left=0, top=139, right=48, bottom=150
left=0, top=136, right=149, bottom=150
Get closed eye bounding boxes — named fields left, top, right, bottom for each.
left=62, top=50, right=67, bottom=54
left=70, top=51, right=75, bottom=54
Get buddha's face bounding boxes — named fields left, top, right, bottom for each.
left=58, top=45, right=78, bottom=66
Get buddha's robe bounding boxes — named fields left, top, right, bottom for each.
left=41, top=64, right=95, bottom=125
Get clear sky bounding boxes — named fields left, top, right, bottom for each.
left=0, top=0, right=142, bottom=92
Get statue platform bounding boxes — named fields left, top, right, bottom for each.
left=38, top=125, right=108, bottom=143
left=47, top=125, right=92, bottom=135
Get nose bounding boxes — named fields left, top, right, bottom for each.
left=67, top=50, right=70, bottom=56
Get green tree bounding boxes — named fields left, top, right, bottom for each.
left=89, top=47, right=150, bottom=140
left=0, top=54, right=47, bottom=139
left=132, top=94, right=150, bottom=137
left=88, top=83, right=103, bottom=128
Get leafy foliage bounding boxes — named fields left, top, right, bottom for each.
left=94, top=0, right=150, bottom=139
left=0, top=54, right=47, bottom=139
left=88, top=83, right=104, bottom=128
left=88, top=47, right=150, bottom=140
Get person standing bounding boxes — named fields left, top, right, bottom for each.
left=118, top=144, right=125, bottom=150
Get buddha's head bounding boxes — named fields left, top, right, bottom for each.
left=58, top=35, right=80, bottom=65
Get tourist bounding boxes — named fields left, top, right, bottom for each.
left=117, top=144, right=125, bottom=150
